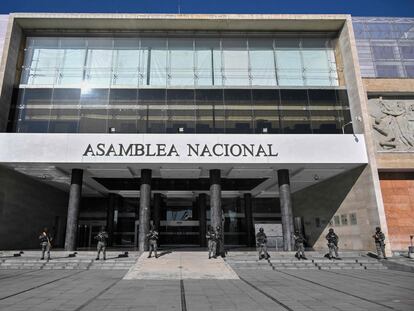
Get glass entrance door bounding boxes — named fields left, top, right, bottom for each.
left=160, top=198, right=199, bottom=246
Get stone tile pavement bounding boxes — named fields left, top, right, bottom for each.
left=0, top=255, right=413, bottom=311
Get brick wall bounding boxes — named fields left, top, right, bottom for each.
left=379, top=172, right=414, bottom=251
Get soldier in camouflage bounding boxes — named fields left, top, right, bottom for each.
left=147, top=226, right=159, bottom=259
left=94, top=226, right=109, bottom=260
left=256, top=227, right=270, bottom=260
left=38, top=228, right=53, bottom=260
left=373, top=227, right=387, bottom=259
left=206, top=225, right=217, bottom=259
left=294, top=230, right=307, bottom=260
left=326, top=228, right=340, bottom=259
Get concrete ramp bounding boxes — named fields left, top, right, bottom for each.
left=123, top=251, right=239, bottom=280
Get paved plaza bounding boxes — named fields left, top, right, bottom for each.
left=0, top=252, right=413, bottom=311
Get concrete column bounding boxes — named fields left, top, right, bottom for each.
left=138, top=169, right=152, bottom=251
left=278, top=169, right=294, bottom=251
left=153, top=193, right=162, bottom=231
left=210, top=169, right=223, bottom=255
left=106, top=193, right=117, bottom=247
left=244, top=193, right=255, bottom=247
left=64, top=169, right=83, bottom=251
left=199, top=193, right=207, bottom=247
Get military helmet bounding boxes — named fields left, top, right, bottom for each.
left=259, top=227, right=264, bottom=232
left=329, top=228, right=334, bottom=233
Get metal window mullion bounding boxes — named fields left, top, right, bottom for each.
left=273, top=38, right=279, bottom=86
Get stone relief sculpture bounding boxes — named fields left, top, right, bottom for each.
left=368, top=98, right=414, bottom=151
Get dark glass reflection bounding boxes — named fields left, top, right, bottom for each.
left=166, top=89, right=195, bottom=133
left=280, top=90, right=311, bottom=133
left=12, top=88, right=353, bottom=134
left=140, top=89, right=166, bottom=133
left=17, top=88, right=52, bottom=133
left=252, top=89, right=280, bottom=133
left=49, top=89, right=80, bottom=133
left=308, top=90, right=341, bottom=134
left=224, top=89, right=253, bottom=133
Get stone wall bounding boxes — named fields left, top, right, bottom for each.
left=0, top=165, right=68, bottom=250
left=380, top=172, right=414, bottom=251
left=292, top=166, right=382, bottom=251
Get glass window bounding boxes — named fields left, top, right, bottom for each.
left=195, top=89, right=223, bottom=133
left=108, top=89, right=139, bottom=133
left=337, top=90, right=352, bottom=134
left=78, top=88, right=109, bottom=133
left=252, top=89, right=280, bottom=133
left=85, top=39, right=113, bottom=87
left=166, top=89, right=195, bottom=133
left=280, top=90, right=311, bottom=133
left=222, top=39, right=249, bottom=86
left=140, top=89, right=166, bottom=133
left=302, top=38, right=332, bottom=86
left=16, top=88, right=52, bottom=133
left=376, top=64, right=401, bottom=77
left=308, top=90, right=341, bottom=133
left=168, top=39, right=194, bottom=86
left=405, top=65, right=414, bottom=78
left=141, top=38, right=167, bottom=87
left=112, top=39, right=139, bottom=87
left=195, top=39, right=221, bottom=86
left=372, top=46, right=395, bottom=60
left=49, top=88, right=80, bottom=133
left=58, top=38, right=86, bottom=86
left=275, top=38, right=304, bottom=86
left=400, top=46, right=414, bottom=60
left=224, top=89, right=253, bottom=134
left=248, top=39, right=276, bottom=86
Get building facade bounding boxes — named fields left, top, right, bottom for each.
left=0, top=13, right=410, bottom=254
left=354, top=17, right=414, bottom=252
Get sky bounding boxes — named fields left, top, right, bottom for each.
left=0, top=0, right=413, bottom=17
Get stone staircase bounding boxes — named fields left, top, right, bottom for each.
left=0, top=251, right=140, bottom=270
left=225, top=251, right=387, bottom=270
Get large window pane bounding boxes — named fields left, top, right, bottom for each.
left=308, top=90, right=341, bottom=133
left=195, top=39, right=221, bottom=86
left=140, top=89, right=166, bottom=133
left=112, top=39, right=139, bottom=87
left=16, top=88, right=52, bottom=133
left=400, top=46, right=414, bottom=60
left=222, top=39, right=249, bottom=86
left=376, top=64, right=401, bottom=77
left=275, top=39, right=304, bottom=86
left=195, top=89, right=223, bottom=133
left=79, top=88, right=109, bottom=133
left=302, top=38, right=332, bottom=86
left=58, top=38, right=86, bottom=86
left=108, top=89, right=139, bottom=133
left=49, top=88, right=80, bottom=133
left=169, top=39, right=194, bottom=86
left=252, top=89, right=280, bottom=133
left=248, top=39, right=276, bottom=86
left=280, top=90, right=311, bottom=133
left=372, top=45, right=395, bottom=60
left=166, top=90, right=195, bottom=133
left=141, top=39, right=167, bottom=87
left=25, top=38, right=61, bottom=86
left=224, top=89, right=253, bottom=133
left=337, top=90, right=352, bottom=134
left=85, top=39, right=113, bottom=87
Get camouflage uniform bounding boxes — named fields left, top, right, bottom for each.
left=326, top=230, right=339, bottom=259
left=95, top=230, right=109, bottom=260
left=294, top=232, right=307, bottom=260
left=38, top=231, right=52, bottom=260
left=256, top=228, right=270, bottom=260
left=373, top=228, right=387, bottom=259
left=206, top=228, right=217, bottom=259
left=147, top=229, right=159, bottom=258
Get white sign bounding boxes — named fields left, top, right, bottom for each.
left=0, top=133, right=368, bottom=165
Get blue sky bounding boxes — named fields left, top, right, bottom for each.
left=0, top=0, right=413, bottom=17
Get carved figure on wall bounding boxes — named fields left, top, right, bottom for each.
left=369, top=98, right=414, bottom=151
